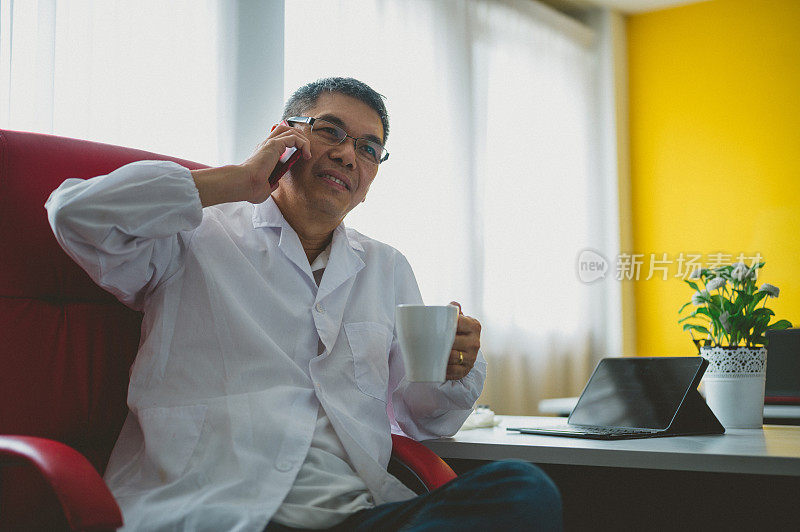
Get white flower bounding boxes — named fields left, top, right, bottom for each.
left=758, top=283, right=780, bottom=298
left=719, top=311, right=731, bottom=332
left=706, top=277, right=727, bottom=291
left=731, top=262, right=748, bottom=282
left=692, top=290, right=709, bottom=306
left=688, top=268, right=704, bottom=280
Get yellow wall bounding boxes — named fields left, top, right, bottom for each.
left=627, top=0, right=800, bottom=356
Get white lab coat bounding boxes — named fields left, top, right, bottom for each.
left=45, top=161, right=486, bottom=532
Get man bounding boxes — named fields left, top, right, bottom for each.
left=46, top=78, right=561, bottom=531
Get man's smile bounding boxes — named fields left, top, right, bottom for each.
left=316, top=169, right=352, bottom=191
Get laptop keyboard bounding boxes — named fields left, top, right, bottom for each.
left=507, top=425, right=662, bottom=437
left=570, top=426, right=661, bottom=436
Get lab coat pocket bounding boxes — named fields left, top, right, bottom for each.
left=345, top=322, right=391, bottom=402
left=138, top=404, right=207, bottom=482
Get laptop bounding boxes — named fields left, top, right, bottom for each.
left=765, top=329, right=800, bottom=405
left=507, top=357, right=725, bottom=440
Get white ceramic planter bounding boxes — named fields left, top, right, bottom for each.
left=700, top=346, right=766, bottom=429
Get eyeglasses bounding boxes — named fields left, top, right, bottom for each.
left=286, top=116, right=389, bottom=165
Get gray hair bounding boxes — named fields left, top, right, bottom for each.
left=282, top=77, right=389, bottom=143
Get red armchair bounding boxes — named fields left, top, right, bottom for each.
left=0, top=129, right=455, bottom=531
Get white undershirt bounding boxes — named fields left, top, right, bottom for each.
left=270, top=247, right=374, bottom=529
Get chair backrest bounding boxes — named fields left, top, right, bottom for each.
left=0, top=129, right=207, bottom=527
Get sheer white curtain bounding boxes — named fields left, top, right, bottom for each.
left=285, top=0, right=611, bottom=413
left=471, top=1, right=599, bottom=412
left=1, top=0, right=222, bottom=164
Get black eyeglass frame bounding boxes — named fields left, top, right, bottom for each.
left=286, top=116, right=389, bottom=164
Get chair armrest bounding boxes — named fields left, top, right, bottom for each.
left=0, top=435, right=123, bottom=531
left=0, top=433, right=451, bottom=528
left=390, top=433, right=457, bottom=491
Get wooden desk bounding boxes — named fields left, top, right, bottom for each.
left=424, top=416, right=800, bottom=530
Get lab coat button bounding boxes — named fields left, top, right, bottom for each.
left=276, top=460, right=293, bottom=472
left=315, top=303, right=325, bottom=313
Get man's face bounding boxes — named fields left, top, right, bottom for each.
left=276, top=92, right=384, bottom=222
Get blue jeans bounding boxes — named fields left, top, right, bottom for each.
left=265, top=460, right=563, bottom=531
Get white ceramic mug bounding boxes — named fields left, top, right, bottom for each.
left=396, top=304, right=459, bottom=382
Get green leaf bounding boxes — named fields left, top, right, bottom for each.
left=750, top=315, right=771, bottom=340
left=684, top=280, right=700, bottom=291
left=734, top=290, right=752, bottom=306
left=752, top=307, right=775, bottom=319
left=752, top=290, right=769, bottom=304
left=718, top=297, right=733, bottom=314
left=767, top=319, right=793, bottom=331
left=683, top=324, right=711, bottom=335
left=679, top=311, right=711, bottom=324
left=695, top=307, right=712, bottom=318
left=678, top=301, right=692, bottom=314
left=747, top=290, right=769, bottom=313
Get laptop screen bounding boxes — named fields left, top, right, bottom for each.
left=568, top=357, right=704, bottom=430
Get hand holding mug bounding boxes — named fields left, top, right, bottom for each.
left=445, top=301, right=481, bottom=381
left=396, top=302, right=481, bottom=383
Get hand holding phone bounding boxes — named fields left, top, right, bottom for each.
left=268, top=147, right=301, bottom=188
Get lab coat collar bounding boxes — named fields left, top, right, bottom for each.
left=252, top=198, right=365, bottom=307
left=252, top=197, right=365, bottom=253
left=313, top=224, right=367, bottom=355
left=318, top=225, right=366, bottom=300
